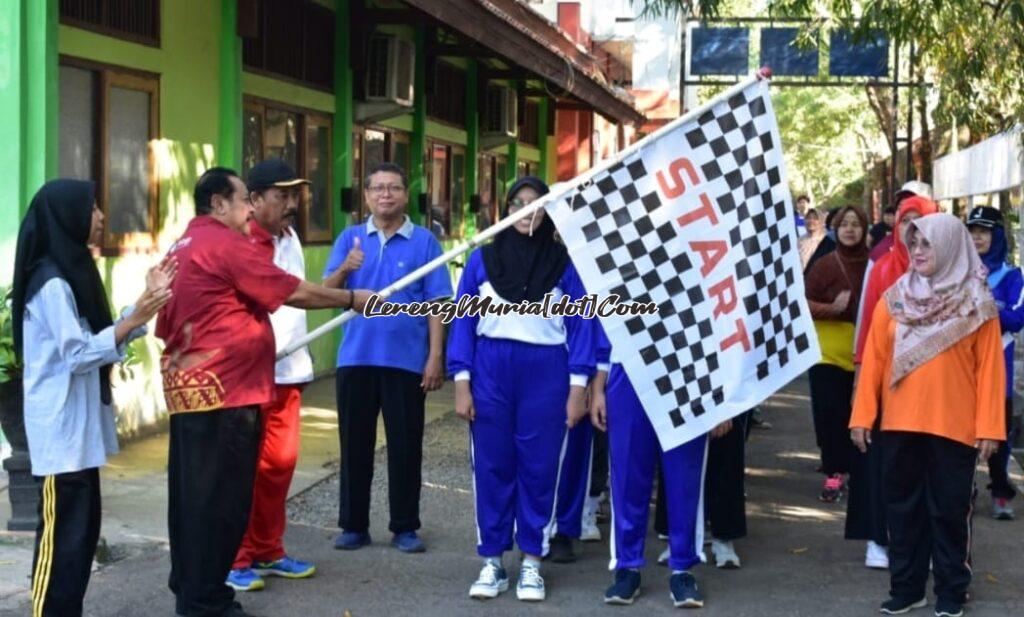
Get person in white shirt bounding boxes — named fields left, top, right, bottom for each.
left=226, top=160, right=319, bottom=591
left=12, top=179, right=173, bottom=617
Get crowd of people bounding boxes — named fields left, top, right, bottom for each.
left=10, top=159, right=1019, bottom=616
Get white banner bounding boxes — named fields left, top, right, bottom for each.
left=932, top=125, right=1023, bottom=201
left=545, top=78, right=820, bottom=450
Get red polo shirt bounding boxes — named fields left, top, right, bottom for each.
left=157, top=216, right=301, bottom=413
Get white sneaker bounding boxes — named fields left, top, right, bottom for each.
left=865, top=541, right=889, bottom=569
left=469, top=560, right=509, bottom=599
left=657, top=547, right=670, bottom=565
left=993, top=497, right=1015, bottom=520
left=516, top=562, right=546, bottom=602
left=712, top=539, right=741, bottom=569
left=580, top=497, right=602, bottom=542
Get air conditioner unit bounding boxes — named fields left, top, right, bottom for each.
left=482, top=85, right=518, bottom=143
left=364, top=34, right=414, bottom=108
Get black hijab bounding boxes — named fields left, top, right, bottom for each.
left=12, top=179, right=114, bottom=403
left=481, top=176, right=569, bottom=303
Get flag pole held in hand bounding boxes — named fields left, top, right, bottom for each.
left=278, top=72, right=770, bottom=361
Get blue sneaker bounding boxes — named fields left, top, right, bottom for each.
left=392, top=531, right=426, bottom=553
left=604, top=568, right=641, bottom=605
left=669, top=571, right=704, bottom=608
left=254, top=556, right=316, bottom=579
left=225, top=568, right=265, bottom=592
left=334, top=530, right=372, bottom=550
left=469, top=560, right=509, bottom=599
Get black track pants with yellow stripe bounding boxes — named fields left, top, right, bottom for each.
left=31, top=468, right=101, bottom=617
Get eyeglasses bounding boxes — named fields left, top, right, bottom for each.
left=508, top=197, right=533, bottom=210
left=368, top=184, right=406, bottom=195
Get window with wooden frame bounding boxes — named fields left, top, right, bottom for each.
left=477, top=154, right=493, bottom=227
left=519, top=100, right=540, bottom=147
left=243, top=97, right=333, bottom=243
left=494, top=155, right=509, bottom=224
left=60, top=0, right=161, bottom=47
left=477, top=153, right=511, bottom=229
left=241, top=0, right=335, bottom=91
left=517, top=160, right=539, bottom=179
left=426, top=141, right=468, bottom=240
left=426, top=61, right=466, bottom=126
left=58, top=58, right=159, bottom=253
left=353, top=126, right=412, bottom=223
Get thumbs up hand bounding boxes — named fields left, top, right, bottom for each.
left=342, top=236, right=365, bottom=274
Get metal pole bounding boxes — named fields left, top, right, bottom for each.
left=678, top=15, right=688, bottom=116
left=906, top=41, right=915, bottom=179
left=889, top=39, right=900, bottom=204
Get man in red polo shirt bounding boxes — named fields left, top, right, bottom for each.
left=158, top=167, right=370, bottom=617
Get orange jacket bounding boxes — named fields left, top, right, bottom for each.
left=850, top=300, right=1007, bottom=446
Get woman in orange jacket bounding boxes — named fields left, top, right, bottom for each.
left=851, top=213, right=1005, bottom=617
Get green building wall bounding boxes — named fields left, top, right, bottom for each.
left=1, top=2, right=557, bottom=439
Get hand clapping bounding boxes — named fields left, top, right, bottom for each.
left=134, top=257, right=178, bottom=325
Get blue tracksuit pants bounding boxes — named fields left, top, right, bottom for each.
left=469, top=338, right=569, bottom=557
left=555, top=420, right=594, bottom=538
left=607, top=364, right=707, bottom=572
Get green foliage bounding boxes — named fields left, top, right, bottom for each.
left=633, top=0, right=723, bottom=18
left=766, top=0, right=1024, bottom=138
left=694, top=81, right=886, bottom=207
left=116, top=331, right=141, bottom=384
left=0, top=287, right=22, bottom=384
left=771, top=86, right=884, bottom=205
left=638, top=0, right=1024, bottom=138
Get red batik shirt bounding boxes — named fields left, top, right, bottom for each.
left=157, top=216, right=301, bottom=413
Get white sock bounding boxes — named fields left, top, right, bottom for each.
left=485, top=556, right=503, bottom=568
left=672, top=570, right=689, bottom=575
left=523, top=556, right=541, bottom=568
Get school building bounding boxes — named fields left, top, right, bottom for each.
left=0, top=0, right=644, bottom=437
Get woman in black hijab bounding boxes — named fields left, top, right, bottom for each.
left=12, top=179, right=173, bottom=616
left=446, top=177, right=595, bottom=602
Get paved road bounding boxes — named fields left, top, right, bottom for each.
left=4, top=377, right=1023, bottom=616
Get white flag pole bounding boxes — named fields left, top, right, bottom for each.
left=277, top=195, right=552, bottom=359
left=278, top=69, right=772, bottom=360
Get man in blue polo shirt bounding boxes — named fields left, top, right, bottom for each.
left=324, top=162, right=452, bottom=553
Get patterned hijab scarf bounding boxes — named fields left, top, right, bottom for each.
left=885, top=213, right=998, bottom=385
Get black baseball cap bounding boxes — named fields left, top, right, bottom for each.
left=246, top=158, right=310, bottom=193
left=966, top=206, right=1003, bottom=229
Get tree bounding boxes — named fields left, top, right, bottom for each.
left=769, top=86, right=886, bottom=207
left=640, top=0, right=1024, bottom=141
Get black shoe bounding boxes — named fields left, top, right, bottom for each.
left=933, top=598, right=963, bottom=617
left=880, top=596, right=927, bottom=614
left=223, top=601, right=259, bottom=617
left=604, top=569, right=641, bottom=605
left=547, top=533, right=576, bottom=563
left=750, top=408, right=772, bottom=430
left=669, top=571, right=703, bottom=608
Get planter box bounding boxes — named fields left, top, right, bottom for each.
left=0, top=379, right=39, bottom=531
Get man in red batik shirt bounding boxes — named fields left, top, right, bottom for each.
left=158, top=167, right=370, bottom=617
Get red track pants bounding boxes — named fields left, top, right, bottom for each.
left=233, top=384, right=303, bottom=569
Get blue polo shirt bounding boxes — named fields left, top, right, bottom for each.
left=324, top=215, right=453, bottom=374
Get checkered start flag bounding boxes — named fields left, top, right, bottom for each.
left=545, top=77, right=820, bottom=450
